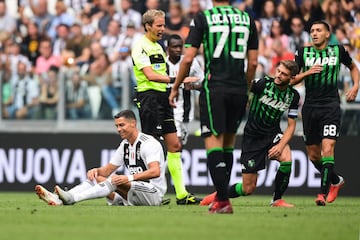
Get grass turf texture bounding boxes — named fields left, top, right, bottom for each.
left=1, top=193, right=359, bottom=240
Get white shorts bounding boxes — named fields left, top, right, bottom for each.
left=122, top=181, right=162, bottom=206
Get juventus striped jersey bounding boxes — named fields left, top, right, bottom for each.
left=244, top=76, right=300, bottom=137
left=166, top=55, right=204, bottom=123
left=110, top=132, right=167, bottom=197
left=185, top=5, right=258, bottom=92
left=295, top=45, right=353, bottom=106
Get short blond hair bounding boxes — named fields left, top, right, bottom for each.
left=142, top=9, right=165, bottom=32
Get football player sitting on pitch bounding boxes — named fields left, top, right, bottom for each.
left=35, top=109, right=167, bottom=206
left=200, top=60, right=300, bottom=207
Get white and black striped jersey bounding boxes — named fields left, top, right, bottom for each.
left=166, top=55, right=204, bottom=123
left=110, top=132, right=167, bottom=197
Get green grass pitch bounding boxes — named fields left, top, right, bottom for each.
left=1, top=193, right=359, bottom=240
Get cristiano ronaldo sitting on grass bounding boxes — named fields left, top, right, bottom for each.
left=35, top=109, right=168, bottom=206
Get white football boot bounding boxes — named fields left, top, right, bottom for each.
left=54, top=185, right=75, bottom=205
left=35, top=185, right=63, bottom=206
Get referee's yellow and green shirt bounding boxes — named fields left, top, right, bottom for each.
left=131, top=35, right=167, bottom=93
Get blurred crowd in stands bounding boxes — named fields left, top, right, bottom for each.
left=1, top=0, right=360, bottom=134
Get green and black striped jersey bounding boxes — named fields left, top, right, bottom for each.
left=185, top=5, right=258, bottom=93
left=295, top=44, right=353, bottom=106
left=244, top=76, right=300, bottom=137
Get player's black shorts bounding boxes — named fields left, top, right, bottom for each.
left=199, top=88, right=248, bottom=137
left=240, top=133, right=283, bottom=173
left=301, top=104, right=341, bottom=145
left=134, top=89, right=176, bottom=137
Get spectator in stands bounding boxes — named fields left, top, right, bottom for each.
left=6, top=61, right=40, bottom=119
left=259, top=0, right=277, bottom=38
left=100, top=20, right=121, bottom=58
left=253, top=19, right=269, bottom=78
left=1, top=69, right=12, bottom=119
left=64, top=23, right=91, bottom=67
left=269, top=39, right=295, bottom=76
left=145, top=0, right=161, bottom=11
left=288, top=15, right=311, bottom=53
left=63, top=0, right=89, bottom=16
left=39, top=65, right=59, bottom=120
left=7, top=40, right=32, bottom=76
left=20, top=21, right=43, bottom=67
left=235, top=0, right=256, bottom=18
left=323, top=0, right=351, bottom=32
left=35, top=38, right=62, bottom=77
left=88, top=41, right=105, bottom=66
left=335, top=25, right=351, bottom=45
left=164, top=1, right=189, bottom=41
left=264, top=19, right=289, bottom=62
left=111, top=21, right=142, bottom=62
left=277, top=1, right=299, bottom=36
left=79, top=12, right=96, bottom=37
left=183, top=0, right=203, bottom=26
left=299, top=0, right=324, bottom=32
left=98, top=53, right=120, bottom=118
left=47, top=0, right=75, bottom=40
left=113, top=0, right=142, bottom=32
left=53, top=24, right=71, bottom=59
left=111, top=45, right=135, bottom=108
left=65, top=71, right=91, bottom=119
left=83, top=43, right=119, bottom=118
left=15, top=2, right=31, bottom=40
left=97, top=0, right=116, bottom=34
left=29, top=0, right=54, bottom=35
left=0, top=0, right=17, bottom=35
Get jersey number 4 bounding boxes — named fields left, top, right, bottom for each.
left=209, top=25, right=249, bottom=59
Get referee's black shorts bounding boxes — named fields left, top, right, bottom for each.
left=135, top=89, right=176, bottom=137
left=301, top=104, right=341, bottom=145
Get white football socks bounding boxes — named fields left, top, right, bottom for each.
left=73, top=179, right=117, bottom=202
left=68, top=179, right=95, bottom=195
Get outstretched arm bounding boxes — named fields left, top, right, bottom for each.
left=169, top=46, right=197, bottom=107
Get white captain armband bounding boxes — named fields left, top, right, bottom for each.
left=288, top=109, right=298, bottom=118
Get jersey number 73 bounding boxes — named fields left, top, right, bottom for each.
left=209, top=25, right=249, bottom=59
